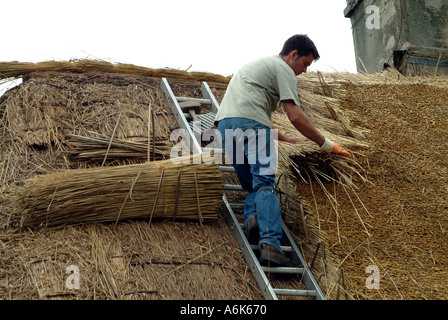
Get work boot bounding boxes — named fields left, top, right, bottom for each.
left=259, top=243, right=296, bottom=268
left=246, top=215, right=259, bottom=245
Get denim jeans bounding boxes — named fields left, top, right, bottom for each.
left=217, top=117, right=283, bottom=252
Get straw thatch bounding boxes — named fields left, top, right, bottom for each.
left=0, top=59, right=231, bottom=84
left=1, top=71, right=174, bottom=151
left=1, top=219, right=265, bottom=300
left=1, top=59, right=447, bottom=300
left=288, top=69, right=448, bottom=300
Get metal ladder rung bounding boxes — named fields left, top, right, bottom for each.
left=176, top=96, right=212, bottom=105
left=232, top=222, right=294, bottom=252
left=230, top=203, right=244, bottom=210
left=236, top=224, right=294, bottom=252
left=249, top=244, right=293, bottom=253
left=262, top=266, right=304, bottom=275
left=219, top=166, right=235, bottom=172
left=273, top=288, right=318, bottom=297
left=223, top=184, right=245, bottom=191
left=202, top=148, right=222, bottom=153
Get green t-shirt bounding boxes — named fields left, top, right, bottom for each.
left=215, top=55, right=300, bottom=128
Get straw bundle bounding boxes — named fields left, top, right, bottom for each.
left=0, top=59, right=232, bottom=84
left=65, top=134, right=171, bottom=162
left=16, top=157, right=223, bottom=227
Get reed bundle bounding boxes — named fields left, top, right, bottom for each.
left=0, top=59, right=232, bottom=84
left=65, top=134, right=171, bottom=162
left=16, top=157, right=223, bottom=227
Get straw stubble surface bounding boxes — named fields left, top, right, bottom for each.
left=293, top=73, right=448, bottom=299
left=1, top=220, right=264, bottom=300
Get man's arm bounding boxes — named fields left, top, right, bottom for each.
left=276, top=130, right=308, bottom=143
left=282, top=100, right=351, bottom=158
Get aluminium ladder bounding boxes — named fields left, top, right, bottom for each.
left=161, top=77, right=325, bottom=300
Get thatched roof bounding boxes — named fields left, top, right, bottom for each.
left=1, top=60, right=447, bottom=300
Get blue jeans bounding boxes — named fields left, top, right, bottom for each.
left=217, top=117, right=283, bottom=252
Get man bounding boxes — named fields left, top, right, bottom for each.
left=215, top=34, right=350, bottom=267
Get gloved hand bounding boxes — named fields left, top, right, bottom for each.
left=320, top=138, right=351, bottom=158
left=331, top=142, right=351, bottom=158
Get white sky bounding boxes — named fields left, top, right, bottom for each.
left=1, top=0, right=356, bottom=89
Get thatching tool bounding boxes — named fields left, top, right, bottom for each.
left=179, top=101, right=201, bottom=122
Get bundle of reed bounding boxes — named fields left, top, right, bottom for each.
left=65, top=134, right=172, bottom=162
left=0, top=59, right=232, bottom=84
left=16, top=157, right=223, bottom=227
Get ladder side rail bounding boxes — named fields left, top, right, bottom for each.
left=161, top=78, right=202, bottom=155
left=201, top=82, right=220, bottom=114
left=281, top=221, right=326, bottom=300
left=221, top=194, right=278, bottom=300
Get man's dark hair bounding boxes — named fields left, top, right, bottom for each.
left=279, top=34, right=320, bottom=60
